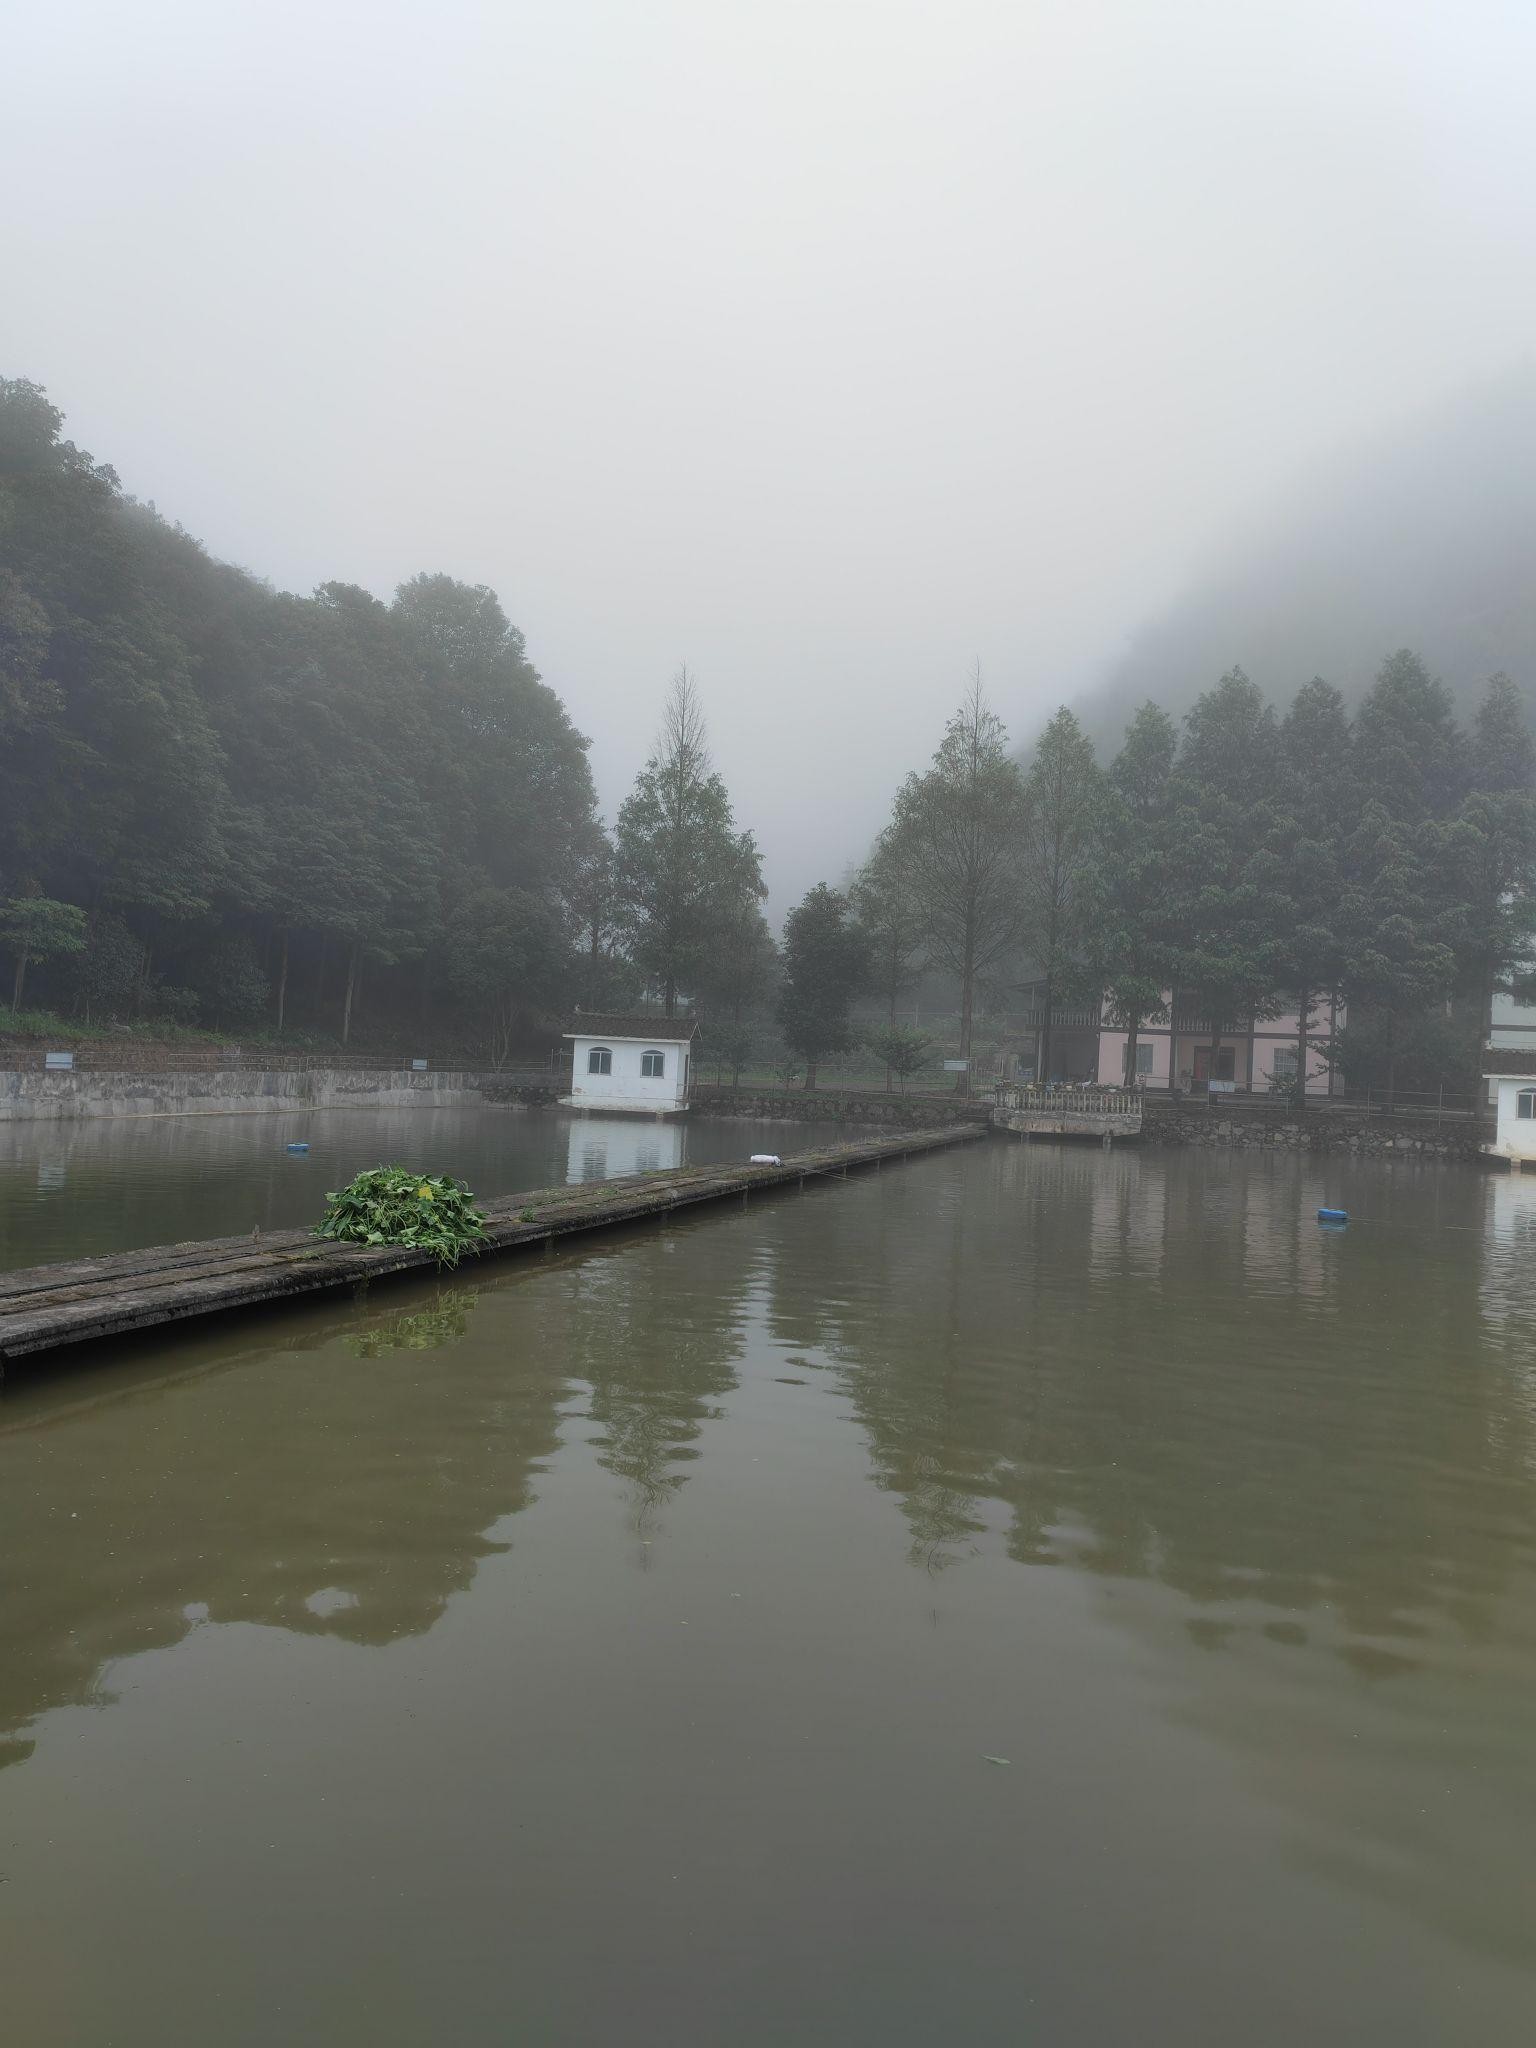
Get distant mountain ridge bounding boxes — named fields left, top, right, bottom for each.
left=1076, top=369, right=1536, bottom=740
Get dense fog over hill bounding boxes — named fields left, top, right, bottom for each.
left=1076, top=372, right=1536, bottom=744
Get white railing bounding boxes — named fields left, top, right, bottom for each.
left=993, top=1083, right=1141, bottom=1116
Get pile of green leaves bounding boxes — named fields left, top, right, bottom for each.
left=313, top=1166, right=487, bottom=1267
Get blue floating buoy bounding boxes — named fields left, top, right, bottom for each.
left=286, top=1142, right=310, bottom=1154
left=1317, top=1206, right=1348, bottom=1224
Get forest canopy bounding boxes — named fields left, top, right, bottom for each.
left=0, top=378, right=602, bottom=1047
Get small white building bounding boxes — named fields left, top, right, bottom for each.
left=560, top=1012, right=699, bottom=1117
left=1484, top=1049, right=1536, bottom=1167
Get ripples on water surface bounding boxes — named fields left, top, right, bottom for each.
left=2, top=1135, right=1536, bottom=2044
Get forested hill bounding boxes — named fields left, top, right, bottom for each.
left=0, top=378, right=603, bottom=1050
left=1078, top=371, right=1536, bottom=744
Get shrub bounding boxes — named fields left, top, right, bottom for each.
left=192, top=938, right=270, bottom=1029
left=314, top=1166, right=487, bottom=1267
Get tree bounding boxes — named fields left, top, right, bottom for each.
left=694, top=892, right=778, bottom=1057
left=1336, top=804, right=1455, bottom=1100
left=566, top=822, right=637, bottom=1011
left=1082, top=702, right=1177, bottom=1085
left=0, top=379, right=607, bottom=1055
left=851, top=831, right=926, bottom=1025
left=0, top=895, right=86, bottom=1015
left=1440, top=672, right=1536, bottom=1083
left=190, top=938, right=270, bottom=1031
left=1352, top=649, right=1465, bottom=824
left=1166, top=670, right=1289, bottom=1087
left=885, top=669, right=1028, bottom=1092
left=777, top=884, right=870, bottom=1089
left=63, top=912, right=144, bottom=1024
left=615, top=669, right=764, bottom=1015
left=865, top=1025, right=935, bottom=1094
left=1266, top=678, right=1355, bottom=1112
left=445, top=887, right=570, bottom=1066
left=1018, top=707, right=1103, bottom=1083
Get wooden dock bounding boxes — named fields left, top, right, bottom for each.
left=0, top=1124, right=985, bottom=1368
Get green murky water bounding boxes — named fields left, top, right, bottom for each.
left=2, top=1134, right=1535, bottom=2043
left=0, top=1106, right=834, bottom=1269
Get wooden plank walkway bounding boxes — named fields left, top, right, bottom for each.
left=0, top=1124, right=985, bottom=1367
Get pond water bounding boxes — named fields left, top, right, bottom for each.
left=2, top=1138, right=1536, bottom=2043
left=0, top=1106, right=837, bottom=1269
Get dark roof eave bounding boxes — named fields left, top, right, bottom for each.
left=564, top=1013, right=700, bottom=1042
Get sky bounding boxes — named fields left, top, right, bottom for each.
left=6, top=0, right=1536, bottom=910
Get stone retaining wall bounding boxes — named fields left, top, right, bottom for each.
left=1139, top=1096, right=1486, bottom=1159
left=689, top=1086, right=989, bottom=1128
left=0, top=1067, right=522, bottom=1124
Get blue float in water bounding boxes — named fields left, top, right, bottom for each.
left=286, top=1142, right=310, bottom=1154
left=1317, top=1206, right=1348, bottom=1224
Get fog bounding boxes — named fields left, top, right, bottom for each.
left=1083, top=368, right=1536, bottom=741
left=6, top=0, right=1536, bottom=907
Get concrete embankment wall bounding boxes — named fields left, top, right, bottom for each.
left=690, top=1086, right=990, bottom=1128
left=0, top=1067, right=552, bottom=1124
left=1139, top=1096, right=1486, bottom=1160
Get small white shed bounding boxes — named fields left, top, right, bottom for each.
left=560, top=1012, right=699, bottom=1117
left=1484, top=1050, right=1536, bottom=1166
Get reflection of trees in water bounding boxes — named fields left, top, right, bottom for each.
left=0, top=1208, right=758, bottom=1766
left=0, top=1278, right=568, bottom=1763
left=549, top=1224, right=753, bottom=1523
left=770, top=1142, right=1536, bottom=1641
left=768, top=1141, right=1536, bottom=1967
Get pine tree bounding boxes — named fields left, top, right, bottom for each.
left=1019, top=707, right=1103, bottom=1082
left=1352, top=649, right=1466, bottom=823
left=614, top=669, right=764, bottom=1015
left=1083, top=702, right=1177, bottom=1084
left=777, top=884, right=870, bottom=1089
left=1267, top=678, right=1355, bottom=1110
left=885, top=669, right=1028, bottom=1091
left=1166, top=670, right=1288, bottom=1087
left=1441, top=672, right=1536, bottom=1083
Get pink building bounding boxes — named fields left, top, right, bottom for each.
left=1094, top=995, right=1342, bottom=1094
left=1008, top=988, right=1344, bottom=1093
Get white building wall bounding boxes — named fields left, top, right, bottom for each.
left=564, top=1036, right=691, bottom=1112
left=1490, top=1078, right=1536, bottom=1162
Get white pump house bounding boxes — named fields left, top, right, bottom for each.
left=1484, top=1046, right=1536, bottom=1168
left=560, top=1012, right=699, bottom=1117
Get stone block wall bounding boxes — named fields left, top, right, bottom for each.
left=1138, top=1096, right=1486, bottom=1160
left=689, top=1086, right=990, bottom=1128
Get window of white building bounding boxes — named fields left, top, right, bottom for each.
left=1134, top=1043, right=1154, bottom=1076
left=1518, top=1088, right=1536, bottom=1120
left=1272, top=1045, right=1299, bottom=1080
left=587, top=1047, right=612, bottom=1075
left=641, top=1050, right=666, bottom=1078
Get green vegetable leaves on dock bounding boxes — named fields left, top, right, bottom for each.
left=313, top=1166, right=487, bottom=1267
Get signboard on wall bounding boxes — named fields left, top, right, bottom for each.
left=942, top=1060, right=970, bottom=1073
left=1207, top=1078, right=1237, bottom=1094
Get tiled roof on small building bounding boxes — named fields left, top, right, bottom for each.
left=1483, top=1044, right=1536, bottom=1076
left=564, top=1012, right=699, bottom=1042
